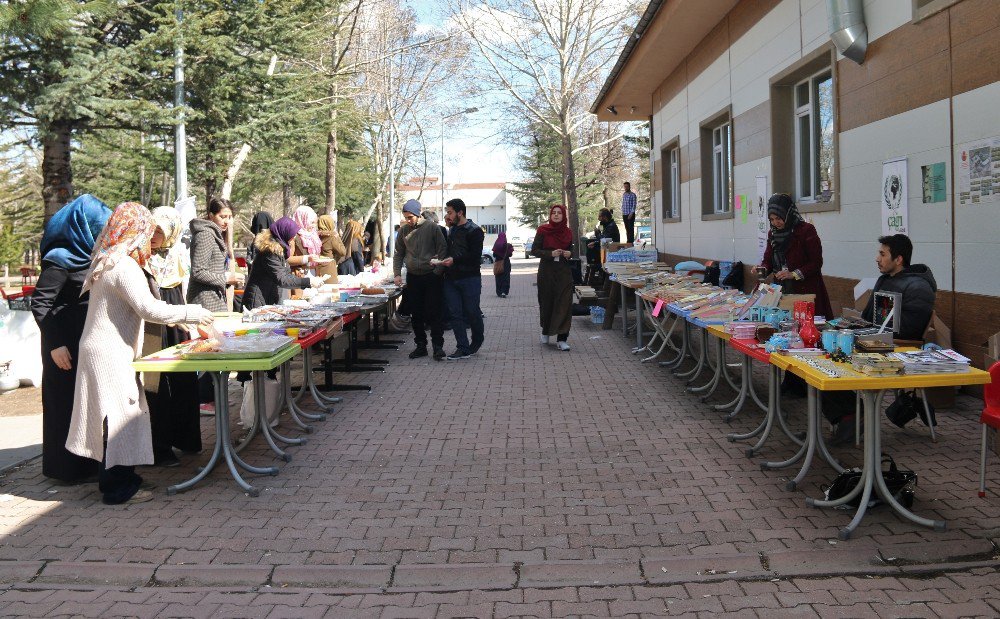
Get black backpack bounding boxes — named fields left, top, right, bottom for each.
left=722, top=261, right=744, bottom=291
left=702, top=263, right=720, bottom=286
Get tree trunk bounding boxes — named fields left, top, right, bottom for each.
left=560, top=128, right=581, bottom=252
left=325, top=109, right=338, bottom=218
left=41, top=121, right=73, bottom=223
left=282, top=180, right=293, bottom=216
left=371, top=203, right=386, bottom=264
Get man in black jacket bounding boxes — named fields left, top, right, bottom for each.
left=862, top=234, right=937, bottom=340
left=441, top=198, right=485, bottom=359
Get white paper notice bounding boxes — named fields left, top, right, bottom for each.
left=956, top=137, right=1000, bottom=206
left=755, top=176, right=768, bottom=262
left=881, top=158, right=908, bottom=236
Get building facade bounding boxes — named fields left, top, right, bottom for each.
left=396, top=178, right=534, bottom=244
left=593, top=0, right=1000, bottom=365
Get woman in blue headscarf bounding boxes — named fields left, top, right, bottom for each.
left=31, top=194, right=112, bottom=484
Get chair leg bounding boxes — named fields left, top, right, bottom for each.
left=980, top=424, right=989, bottom=498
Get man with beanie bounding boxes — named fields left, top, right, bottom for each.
left=394, top=199, right=449, bottom=360
left=441, top=198, right=485, bottom=360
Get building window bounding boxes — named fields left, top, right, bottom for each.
left=661, top=142, right=680, bottom=222
left=770, top=46, right=838, bottom=213
left=794, top=69, right=834, bottom=204
left=912, top=0, right=960, bottom=22
left=711, top=122, right=731, bottom=214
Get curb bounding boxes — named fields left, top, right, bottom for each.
left=3, top=540, right=997, bottom=595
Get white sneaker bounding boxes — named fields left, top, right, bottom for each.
left=540, top=334, right=550, bottom=344
left=556, top=341, right=570, bottom=351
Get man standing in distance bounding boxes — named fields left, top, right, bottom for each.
left=621, top=181, right=637, bottom=244
left=393, top=199, right=448, bottom=360
left=441, top=198, right=485, bottom=360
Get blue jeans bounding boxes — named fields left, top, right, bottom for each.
left=444, top=276, right=484, bottom=354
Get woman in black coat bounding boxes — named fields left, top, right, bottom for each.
left=30, top=195, right=112, bottom=483
left=242, top=216, right=320, bottom=310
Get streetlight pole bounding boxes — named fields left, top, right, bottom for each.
left=440, top=107, right=478, bottom=217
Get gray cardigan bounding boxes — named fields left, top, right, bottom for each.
left=186, top=218, right=229, bottom=312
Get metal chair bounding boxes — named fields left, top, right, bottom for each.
left=978, top=361, right=1000, bottom=497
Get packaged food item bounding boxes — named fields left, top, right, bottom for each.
left=361, top=287, right=385, bottom=295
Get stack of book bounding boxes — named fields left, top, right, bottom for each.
left=851, top=353, right=904, bottom=376
left=890, top=349, right=971, bottom=374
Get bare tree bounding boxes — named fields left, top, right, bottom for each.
left=450, top=0, right=637, bottom=241
left=350, top=0, right=461, bottom=261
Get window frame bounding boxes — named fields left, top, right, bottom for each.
left=660, top=138, right=681, bottom=223
left=793, top=68, right=834, bottom=206
left=699, top=107, right=734, bottom=221
left=769, top=45, right=840, bottom=214
left=912, top=0, right=961, bottom=22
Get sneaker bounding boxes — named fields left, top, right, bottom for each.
left=445, top=351, right=471, bottom=360
left=432, top=347, right=446, bottom=361
left=199, top=403, right=215, bottom=416
left=408, top=347, right=428, bottom=359
left=153, top=452, right=181, bottom=468
left=540, top=334, right=550, bottom=345
left=500, top=293, right=507, bottom=298
left=556, top=341, right=570, bottom=351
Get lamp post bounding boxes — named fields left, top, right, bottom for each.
left=440, top=107, right=478, bottom=217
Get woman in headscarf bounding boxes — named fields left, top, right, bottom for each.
left=187, top=197, right=242, bottom=312
left=31, top=195, right=112, bottom=484
left=243, top=217, right=323, bottom=310
left=316, top=214, right=346, bottom=283
left=67, top=202, right=214, bottom=505
left=145, top=206, right=200, bottom=467
left=759, top=193, right=832, bottom=318
left=290, top=205, right=323, bottom=270
left=531, top=205, right=575, bottom=351
left=491, top=231, right=514, bottom=298
left=338, top=219, right=366, bottom=276
left=245, top=211, right=274, bottom=270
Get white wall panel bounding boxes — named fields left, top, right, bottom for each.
left=861, top=0, right=910, bottom=44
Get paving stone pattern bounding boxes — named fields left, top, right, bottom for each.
left=1, top=260, right=999, bottom=616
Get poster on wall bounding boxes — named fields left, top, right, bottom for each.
left=956, top=137, right=1000, bottom=205
left=881, top=158, right=908, bottom=236
left=921, top=162, right=946, bottom=203
left=755, top=176, right=768, bottom=262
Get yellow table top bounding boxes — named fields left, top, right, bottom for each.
left=133, top=341, right=301, bottom=373
left=777, top=351, right=992, bottom=391
left=706, top=325, right=731, bottom=341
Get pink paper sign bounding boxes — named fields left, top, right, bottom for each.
left=652, top=299, right=664, bottom=317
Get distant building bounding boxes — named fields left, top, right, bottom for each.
left=396, top=177, right=534, bottom=244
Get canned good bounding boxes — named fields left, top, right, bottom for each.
left=822, top=330, right=839, bottom=353
left=837, top=329, right=855, bottom=355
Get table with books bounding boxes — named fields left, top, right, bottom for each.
left=776, top=347, right=990, bottom=539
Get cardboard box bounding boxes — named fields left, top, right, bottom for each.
left=777, top=294, right=815, bottom=311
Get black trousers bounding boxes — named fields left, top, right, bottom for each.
left=495, top=258, right=511, bottom=296
left=623, top=213, right=636, bottom=243
left=407, top=271, right=445, bottom=349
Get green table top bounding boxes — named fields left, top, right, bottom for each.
left=133, top=341, right=301, bottom=372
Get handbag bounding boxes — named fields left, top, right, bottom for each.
left=822, top=454, right=917, bottom=509
left=492, top=259, right=504, bottom=276
left=239, top=377, right=282, bottom=428
left=885, top=390, right=936, bottom=428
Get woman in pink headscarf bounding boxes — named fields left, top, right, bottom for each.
left=289, top=206, right=323, bottom=278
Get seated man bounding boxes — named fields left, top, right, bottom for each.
left=826, top=233, right=937, bottom=445
left=585, top=208, right=621, bottom=265
left=861, top=234, right=937, bottom=341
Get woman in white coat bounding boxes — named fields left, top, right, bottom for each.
left=67, top=202, right=214, bottom=505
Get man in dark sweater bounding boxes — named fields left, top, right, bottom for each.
left=861, top=234, right=937, bottom=340
left=441, top=198, right=485, bottom=360
left=394, top=199, right=449, bottom=360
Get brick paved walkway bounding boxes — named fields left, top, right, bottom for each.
left=1, top=259, right=999, bottom=617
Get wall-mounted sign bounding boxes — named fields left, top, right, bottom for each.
left=881, top=158, right=908, bottom=236
left=920, top=162, right=946, bottom=203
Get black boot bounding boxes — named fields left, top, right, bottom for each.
left=432, top=347, right=446, bottom=361
left=409, top=346, right=428, bottom=359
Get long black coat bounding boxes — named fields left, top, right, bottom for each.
left=532, top=234, right=575, bottom=337
left=242, top=231, right=311, bottom=309
left=30, top=266, right=100, bottom=482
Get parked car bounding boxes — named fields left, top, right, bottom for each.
left=481, top=247, right=494, bottom=265
left=524, top=236, right=535, bottom=259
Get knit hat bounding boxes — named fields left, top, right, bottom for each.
left=403, top=199, right=421, bottom=216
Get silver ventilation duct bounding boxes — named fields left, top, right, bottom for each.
left=827, top=0, right=868, bottom=64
